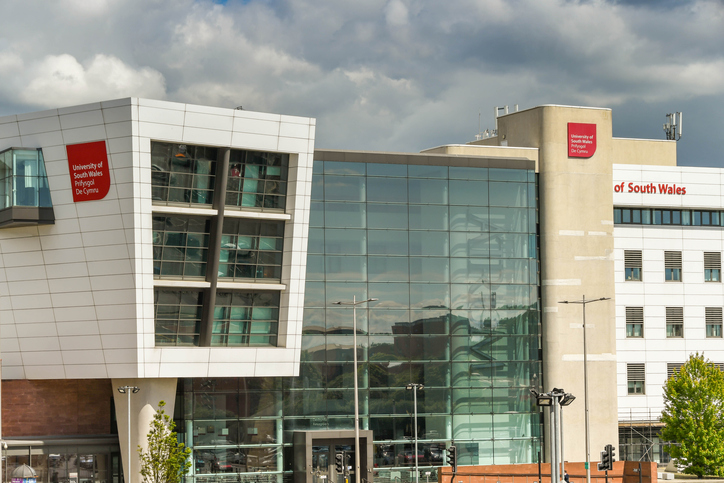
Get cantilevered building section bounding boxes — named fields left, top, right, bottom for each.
left=0, top=98, right=316, bottom=478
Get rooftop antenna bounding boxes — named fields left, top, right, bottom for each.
left=664, top=112, right=682, bottom=141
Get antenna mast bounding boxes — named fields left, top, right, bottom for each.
left=664, top=112, right=683, bottom=141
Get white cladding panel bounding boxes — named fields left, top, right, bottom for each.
left=0, top=98, right=314, bottom=380
left=614, top=164, right=724, bottom=422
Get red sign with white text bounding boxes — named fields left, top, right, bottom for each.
left=66, top=141, right=111, bottom=202
left=568, top=123, right=596, bottom=158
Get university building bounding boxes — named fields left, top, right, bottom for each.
left=0, top=99, right=714, bottom=483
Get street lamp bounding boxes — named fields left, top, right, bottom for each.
left=118, top=386, right=140, bottom=483
left=559, top=296, right=610, bottom=483
left=531, top=388, right=575, bottom=483
left=406, top=383, right=424, bottom=483
left=334, top=296, right=377, bottom=483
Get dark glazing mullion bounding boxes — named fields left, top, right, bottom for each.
left=199, top=147, right=231, bottom=347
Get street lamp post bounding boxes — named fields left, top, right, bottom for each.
left=406, top=383, right=424, bottom=483
left=530, top=388, right=575, bottom=483
left=334, top=296, right=377, bottom=483
left=118, top=386, right=140, bottom=483
left=559, top=296, right=610, bottom=483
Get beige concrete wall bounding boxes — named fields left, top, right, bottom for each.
left=112, top=378, right=178, bottom=483
left=497, top=106, right=619, bottom=465
left=611, top=138, right=677, bottom=166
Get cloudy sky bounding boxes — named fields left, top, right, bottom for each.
left=0, top=0, right=722, bottom=166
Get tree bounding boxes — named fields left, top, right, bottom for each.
left=661, top=353, right=724, bottom=478
left=139, top=401, right=192, bottom=483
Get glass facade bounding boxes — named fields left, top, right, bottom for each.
left=0, top=147, right=52, bottom=209
left=151, top=141, right=288, bottom=348
left=174, top=158, right=542, bottom=482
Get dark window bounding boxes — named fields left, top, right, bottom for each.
left=666, top=307, right=684, bottom=338
left=626, top=307, right=643, bottom=338
left=665, top=251, right=682, bottom=282
left=705, top=252, right=721, bottom=282
left=706, top=307, right=722, bottom=338
left=625, top=250, right=642, bottom=281
left=154, top=290, right=203, bottom=346
left=627, top=363, right=645, bottom=395
left=153, top=215, right=211, bottom=279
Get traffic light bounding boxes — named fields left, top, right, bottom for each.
left=447, top=445, right=457, bottom=473
left=598, top=449, right=609, bottom=471
left=597, top=444, right=615, bottom=471
left=606, top=444, right=616, bottom=468
left=335, top=452, right=344, bottom=474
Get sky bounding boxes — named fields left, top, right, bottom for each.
left=0, top=0, right=722, bottom=167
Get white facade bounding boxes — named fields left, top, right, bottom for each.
left=614, top=163, right=724, bottom=421
left=0, top=98, right=315, bottom=381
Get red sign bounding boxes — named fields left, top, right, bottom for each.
left=66, top=141, right=111, bottom=202
left=568, top=123, right=596, bottom=158
left=614, top=182, right=687, bottom=195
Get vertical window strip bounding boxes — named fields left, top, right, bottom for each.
left=666, top=306, right=684, bottom=338
left=706, top=307, right=723, bottom=338
left=665, top=251, right=682, bottom=281
left=625, top=307, right=644, bottom=338
left=705, top=252, right=721, bottom=282
left=624, top=250, right=642, bottom=281
left=667, top=363, right=683, bottom=379
left=627, top=363, right=645, bottom=394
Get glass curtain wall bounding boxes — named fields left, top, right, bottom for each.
left=177, top=159, right=541, bottom=482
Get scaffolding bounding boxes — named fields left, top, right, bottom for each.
left=618, top=408, right=670, bottom=465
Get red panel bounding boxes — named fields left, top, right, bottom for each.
left=66, top=140, right=111, bottom=202
left=568, top=122, right=597, bottom=158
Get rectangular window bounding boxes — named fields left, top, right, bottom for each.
left=154, top=289, right=203, bottom=346
left=705, top=252, right=721, bottom=282
left=706, top=307, right=723, bottom=338
left=150, top=142, right=218, bottom=205
left=627, top=363, right=645, bottom=395
left=665, top=251, right=682, bottom=282
left=218, top=219, right=285, bottom=282
left=667, top=363, right=683, bottom=379
left=212, top=290, right=280, bottom=347
left=624, top=250, right=642, bottom=281
left=153, top=215, right=211, bottom=279
left=625, top=307, right=643, bottom=338
left=666, top=306, right=684, bottom=338
left=226, top=150, right=289, bottom=210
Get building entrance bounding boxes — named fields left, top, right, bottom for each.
left=293, top=431, right=373, bottom=483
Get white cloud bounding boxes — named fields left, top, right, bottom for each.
left=385, top=0, right=409, bottom=26
left=19, top=54, right=166, bottom=109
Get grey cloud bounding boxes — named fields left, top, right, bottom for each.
left=0, top=0, right=722, bottom=165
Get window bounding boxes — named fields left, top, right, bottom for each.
left=666, top=306, right=684, bottom=338
left=665, top=251, right=682, bottom=282
left=212, top=291, right=280, bottom=346
left=154, top=290, right=203, bottom=346
left=151, top=142, right=218, bottom=205
left=153, top=215, right=211, bottom=278
left=624, top=250, right=642, bottom=281
left=218, top=219, right=285, bottom=282
left=625, top=307, right=643, bottom=338
left=627, top=363, right=645, bottom=395
left=705, top=252, right=721, bottom=282
left=706, top=307, right=723, bottom=338
left=226, top=150, right=289, bottom=210
left=667, top=363, right=683, bottom=379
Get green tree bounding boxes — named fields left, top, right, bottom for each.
left=661, top=353, right=724, bottom=478
left=139, top=401, right=192, bottom=483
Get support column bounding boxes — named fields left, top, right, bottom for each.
left=112, top=378, right=179, bottom=483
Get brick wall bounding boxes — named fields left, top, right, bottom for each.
left=2, top=379, right=113, bottom=436
left=438, top=461, right=657, bottom=483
